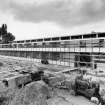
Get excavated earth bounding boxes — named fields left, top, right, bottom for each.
left=0, top=56, right=96, bottom=105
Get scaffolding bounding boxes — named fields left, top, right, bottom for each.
left=0, top=33, right=105, bottom=71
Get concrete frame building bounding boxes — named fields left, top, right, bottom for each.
left=0, top=32, right=105, bottom=71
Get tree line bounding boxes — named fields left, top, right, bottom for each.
left=0, top=24, right=15, bottom=43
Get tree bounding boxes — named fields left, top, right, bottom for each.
left=0, top=24, right=15, bottom=43
left=1, top=24, right=7, bottom=35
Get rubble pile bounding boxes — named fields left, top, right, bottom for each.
left=0, top=80, right=75, bottom=105
left=0, top=81, right=50, bottom=105
left=11, top=81, right=50, bottom=105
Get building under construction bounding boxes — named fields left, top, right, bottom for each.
left=0, top=32, right=105, bottom=71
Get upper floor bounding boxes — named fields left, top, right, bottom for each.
left=0, top=32, right=105, bottom=49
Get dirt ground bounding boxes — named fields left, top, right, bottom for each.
left=0, top=56, right=96, bottom=105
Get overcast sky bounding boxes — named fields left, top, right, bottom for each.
left=0, top=0, right=105, bottom=40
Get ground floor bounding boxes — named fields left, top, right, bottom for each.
left=0, top=50, right=105, bottom=71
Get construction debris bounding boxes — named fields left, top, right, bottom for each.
left=0, top=56, right=103, bottom=105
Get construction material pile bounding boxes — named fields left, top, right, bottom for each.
left=0, top=56, right=100, bottom=105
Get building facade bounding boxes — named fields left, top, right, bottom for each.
left=0, top=32, right=105, bottom=71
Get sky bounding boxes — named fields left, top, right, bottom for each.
left=0, top=0, right=105, bottom=40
